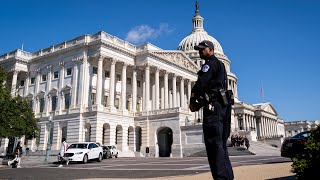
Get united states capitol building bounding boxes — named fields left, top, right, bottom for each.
left=0, top=2, right=286, bottom=157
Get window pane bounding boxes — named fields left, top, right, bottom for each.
left=54, top=71, right=59, bottom=79
left=40, top=98, right=45, bottom=112
left=66, top=68, right=72, bottom=76
left=65, top=93, right=70, bottom=109
left=52, top=96, right=57, bottom=111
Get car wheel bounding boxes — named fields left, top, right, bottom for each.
left=82, top=154, right=88, bottom=164
left=97, top=153, right=102, bottom=162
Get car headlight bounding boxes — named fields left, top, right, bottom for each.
left=75, top=152, right=83, bottom=154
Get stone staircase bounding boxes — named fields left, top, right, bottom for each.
left=248, top=140, right=281, bottom=156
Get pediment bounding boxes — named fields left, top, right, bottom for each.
left=254, top=103, right=278, bottom=116
left=150, top=51, right=199, bottom=73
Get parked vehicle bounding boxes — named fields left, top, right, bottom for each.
left=65, top=142, right=103, bottom=163
left=101, top=146, right=112, bottom=159
left=107, top=145, right=118, bottom=158
left=281, top=130, right=311, bottom=158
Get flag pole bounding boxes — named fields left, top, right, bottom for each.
left=261, top=81, right=265, bottom=102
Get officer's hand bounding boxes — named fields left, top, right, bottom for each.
left=189, top=102, right=202, bottom=112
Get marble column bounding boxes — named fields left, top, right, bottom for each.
left=121, top=63, right=127, bottom=111
left=71, top=60, right=79, bottom=108
left=109, top=59, right=116, bottom=110
left=57, top=62, right=65, bottom=113
left=145, top=65, right=150, bottom=110
left=24, top=72, right=29, bottom=97
left=45, top=66, right=52, bottom=115
left=180, top=77, right=184, bottom=109
left=164, top=71, right=169, bottom=109
left=11, top=70, right=19, bottom=96
left=172, top=74, right=177, bottom=107
left=155, top=68, right=160, bottom=110
left=132, top=66, right=137, bottom=113
left=96, top=55, right=104, bottom=106
left=78, top=52, right=88, bottom=111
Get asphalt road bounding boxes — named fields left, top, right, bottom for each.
left=0, top=156, right=292, bottom=180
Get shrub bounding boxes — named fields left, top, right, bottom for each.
left=291, top=125, right=320, bottom=179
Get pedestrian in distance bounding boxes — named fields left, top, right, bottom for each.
left=244, top=136, right=250, bottom=150
left=190, top=40, right=234, bottom=179
left=8, top=141, right=23, bottom=168
left=58, top=138, right=69, bottom=167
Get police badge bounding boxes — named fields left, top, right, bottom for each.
left=202, top=64, right=210, bottom=72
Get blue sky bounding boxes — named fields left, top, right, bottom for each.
left=0, top=0, right=319, bottom=122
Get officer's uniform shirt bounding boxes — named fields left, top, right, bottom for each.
left=194, top=55, right=228, bottom=97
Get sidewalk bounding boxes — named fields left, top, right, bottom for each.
left=79, top=162, right=295, bottom=180
left=1, top=156, right=295, bottom=180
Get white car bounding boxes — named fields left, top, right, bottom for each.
left=65, top=142, right=103, bottom=163
left=106, top=145, right=118, bottom=158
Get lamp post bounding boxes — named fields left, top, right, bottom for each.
left=45, top=114, right=53, bottom=162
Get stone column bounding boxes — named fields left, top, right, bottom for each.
left=51, top=122, right=61, bottom=150
left=132, top=66, right=137, bottom=113
left=11, top=70, right=19, bottom=96
left=180, top=77, right=184, bottom=109
left=45, top=66, right=52, bottom=115
left=71, top=59, right=79, bottom=108
left=34, top=69, right=41, bottom=114
left=24, top=72, right=29, bottom=97
left=145, top=65, right=150, bottom=110
left=96, top=55, right=104, bottom=107
left=172, top=74, right=177, bottom=107
left=164, top=71, right=169, bottom=109
left=57, top=62, right=64, bottom=113
left=78, top=52, right=88, bottom=111
left=121, top=63, right=127, bottom=111
left=155, top=68, right=160, bottom=110
left=109, top=59, right=117, bottom=110
left=187, top=80, right=192, bottom=111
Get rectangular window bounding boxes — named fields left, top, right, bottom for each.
left=93, top=67, right=98, bottom=75
left=40, top=97, right=45, bottom=113
left=115, top=98, right=119, bottom=109
left=42, top=75, right=47, bottom=82
left=30, top=77, right=35, bottom=85
left=29, top=100, right=33, bottom=109
left=66, top=68, right=72, bottom=76
left=52, top=96, right=57, bottom=111
left=104, top=96, right=108, bottom=107
left=91, top=93, right=96, bottom=105
left=105, top=71, right=109, bottom=78
left=137, top=80, right=141, bottom=87
left=116, top=74, right=121, bottom=81
left=20, top=80, right=25, bottom=87
left=54, top=71, right=59, bottom=79
left=64, top=93, right=70, bottom=109
left=127, top=77, right=131, bottom=84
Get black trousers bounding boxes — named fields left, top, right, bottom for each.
left=203, top=102, right=234, bottom=180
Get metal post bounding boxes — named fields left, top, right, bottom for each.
left=45, top=114, right=53, bottom=162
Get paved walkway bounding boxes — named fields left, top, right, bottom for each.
left=1, top=156, right=295, bottom=180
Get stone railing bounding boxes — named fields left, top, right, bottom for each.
left=135, top=107, right=181, bottom=117
left=0, top=31, right=137, bottom=62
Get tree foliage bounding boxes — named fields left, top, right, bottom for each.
left=0, top=67, right=38, bottom=139
left=291, top=125, right=320, bottom=179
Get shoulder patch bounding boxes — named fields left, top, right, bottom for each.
left=202, top=64, right=210, bottom=72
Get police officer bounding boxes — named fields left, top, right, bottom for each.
left=190, top=40, right=234, bottom=180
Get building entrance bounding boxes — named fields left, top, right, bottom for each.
left=157, top=127, right=173, bottom=157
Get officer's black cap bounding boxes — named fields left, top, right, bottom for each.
left=194, top=40, right=215, bottom=50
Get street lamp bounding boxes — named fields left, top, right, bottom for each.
left=45, top=114, right=53, bottom=162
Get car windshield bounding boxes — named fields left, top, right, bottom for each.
left=292, top=131, right=311, bottom=138
left=68, top=143, right=88, bottom=149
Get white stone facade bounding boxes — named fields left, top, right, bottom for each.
left=284, top=120, right=319, bottom=137
left=0, top=2, right=286, bottom=157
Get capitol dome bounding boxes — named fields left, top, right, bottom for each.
left=177, top=1, right=224, bottom=55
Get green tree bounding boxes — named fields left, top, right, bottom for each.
left=0, top=67, right=38, bottom=139
left=291, top=125, right=320, bottom=179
